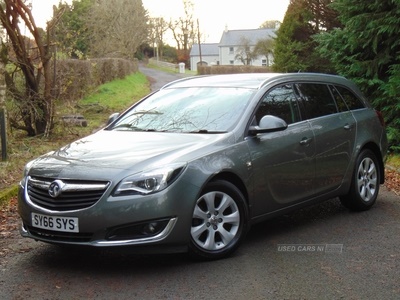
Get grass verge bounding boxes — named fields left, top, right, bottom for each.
left=147, top=61, right=197, bottom=76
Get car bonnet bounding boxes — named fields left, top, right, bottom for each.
left=27, top=130, right=229, bottom=180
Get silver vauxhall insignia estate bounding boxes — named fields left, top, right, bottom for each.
left=18, top=73, right=388, bottom=259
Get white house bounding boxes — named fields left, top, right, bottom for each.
left=189, top=43, right=220, bottom=72
left=190, top=28, right=276, bottom=71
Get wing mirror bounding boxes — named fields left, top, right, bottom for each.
left=248, top=115, right=288, bottom=136
left=106, top=112, right=120, bottom=126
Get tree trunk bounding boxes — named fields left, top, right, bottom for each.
left=0, top=0, right=56, bottom=137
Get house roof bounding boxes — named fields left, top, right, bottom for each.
left=219, top=28, right=276, bottom=46
left=190, top=43, right=219, bottom=56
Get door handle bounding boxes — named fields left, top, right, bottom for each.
left=299, top=137, right=312, bottom=146
left=344, top=123, right=353, bottom=130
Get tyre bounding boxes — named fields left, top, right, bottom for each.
left=189, top=180, right=249, bottom=260
left=340, top=149, right=380, bottom=211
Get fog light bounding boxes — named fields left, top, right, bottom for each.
left=143, top=222, right=159, bottom=234
left=106, top=219, right=171, bottom=241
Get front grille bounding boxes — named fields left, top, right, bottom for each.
left=26, top=225, right=93, bottom=243
left=27, top=176, right=110, bottom=211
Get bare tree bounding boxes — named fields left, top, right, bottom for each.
left=235, top=37, right=258, bottom=65
left=149, top=17, right=168, bottom=60
left=169, top=0, right=196, bottom=62
left=0, top=0, right=63, bottom=136
left=86, top=0, right=149, bottom=60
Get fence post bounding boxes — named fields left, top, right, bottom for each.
left=0, top=61, right=6, bottom=161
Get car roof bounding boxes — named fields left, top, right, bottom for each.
left=161, top=73, right=351, bottom=90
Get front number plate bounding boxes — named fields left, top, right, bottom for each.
left=31, top=213, right=79, bottom=233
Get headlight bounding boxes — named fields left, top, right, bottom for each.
left=19, top=160, right=34, bottom=188
left=113, top=164, right=186, bottom=196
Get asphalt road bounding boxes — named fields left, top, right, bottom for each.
left=138, top=63, right=191, bottom=91
left=1, top=67, right=399, bottom=299
left=1, top=186, right=399, bottom=299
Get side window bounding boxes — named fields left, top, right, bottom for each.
left=334, top=85, right=365, bottom=110
left=295, top=83, right=338, bottom=119
left=256, top=85, right=301, bottom=125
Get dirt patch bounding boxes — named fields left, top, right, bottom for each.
left=0, top=197, right=22, bottom=263
left=0, top=197, right=18, bottom=237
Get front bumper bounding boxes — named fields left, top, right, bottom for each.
left=20, top=217, right=178, bottom=247
left=18, top=177, right=200, bottom=250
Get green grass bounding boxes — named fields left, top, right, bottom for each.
left=0, top=72, right=151, bottom=204
left=387, top=153, right=400, bottom=169
left=71, top=72, right=150, bottom=130
left=81, top=72, right=149, bottom=110
left=0, top=185, right=18, bottom=207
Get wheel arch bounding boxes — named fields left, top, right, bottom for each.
left=360, top=142, right=385, bottom=184
left=207, top=172, right=250, bottom=206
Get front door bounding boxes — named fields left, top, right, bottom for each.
left=246, top=84, right=316, bottom=215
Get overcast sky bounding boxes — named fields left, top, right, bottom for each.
left=31, top=0, right=290, bottom=43
left=143, top=0, right=290, bottom=42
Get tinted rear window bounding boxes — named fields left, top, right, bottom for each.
left=295, top=83, right=338, bottom=119
left=334, top=85, right=365, bottom=110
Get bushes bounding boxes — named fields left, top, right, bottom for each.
left=53, top=58, right=138, bottom=102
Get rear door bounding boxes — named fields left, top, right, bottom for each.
left=295, top=83, right=357, bottom=194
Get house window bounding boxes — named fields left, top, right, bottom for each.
left=229, top=47, right=234, bottom=54
left=229, top=60, right=234, bottom=65
left=262, top=59, right=267, bottom=67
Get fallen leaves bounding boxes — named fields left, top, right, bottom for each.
left=0, top=196, right=19, bottom=238
left=385, top=168, right=400, bottom=196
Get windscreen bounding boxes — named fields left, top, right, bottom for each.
left=111, top=87, right=254, bottom=133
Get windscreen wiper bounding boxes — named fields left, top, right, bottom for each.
left=111, top=124, right=144, bottom=131
left=188, top=130, right=227, bottom=134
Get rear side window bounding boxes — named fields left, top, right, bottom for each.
left=295, top=83, right=338, bottom=119
left=334, top=85, right=365, bottom=110
left=257, top=85, right=301, bottom=125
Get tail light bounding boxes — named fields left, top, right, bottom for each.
left=375, top=110, right=386, bottom=127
